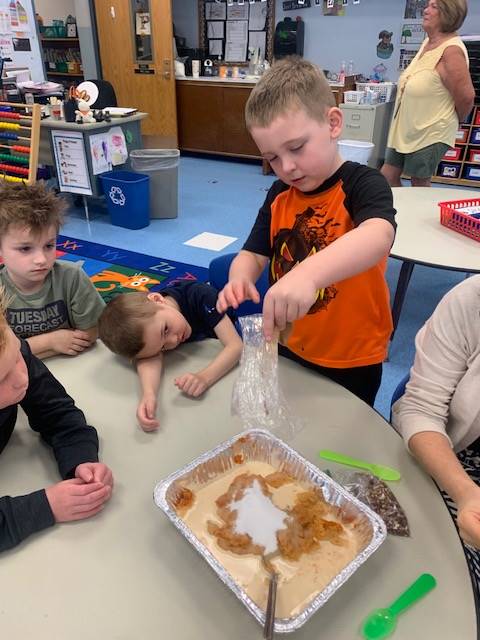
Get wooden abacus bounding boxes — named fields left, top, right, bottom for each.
left=0, top=101, right=41, bottom=185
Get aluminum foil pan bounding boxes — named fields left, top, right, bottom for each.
left=154, top=428, right=387, bottom=633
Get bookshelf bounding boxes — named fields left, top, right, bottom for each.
left=40, top=37, right=84, bottom=86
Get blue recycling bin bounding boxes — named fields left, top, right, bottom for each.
left=100, top=171, right=150, bottom=230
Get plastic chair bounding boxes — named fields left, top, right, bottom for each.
left=208, top=252, right=269, bottom=317
left=389, top=372, right=410, bottom=422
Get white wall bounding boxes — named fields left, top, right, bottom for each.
left=275, top=0, right=480, bottom=81
left=35, top=0, right=75, bottom=24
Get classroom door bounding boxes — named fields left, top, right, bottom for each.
left=93, top=0, right=177, bottom=147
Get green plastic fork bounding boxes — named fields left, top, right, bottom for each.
left=318, top=449, right=401, bottom=482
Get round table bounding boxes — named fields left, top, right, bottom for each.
left=390, top=187, right=480, bottom=337
left=0, top=341, right=476, bottom=639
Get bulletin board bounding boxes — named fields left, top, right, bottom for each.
left=198, top=0, right=275, bottom=64
left=0, top=0, right=45, bottom=82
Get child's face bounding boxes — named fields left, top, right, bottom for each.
left=0, top=328, right=29, bottom=409
left=251, top=106, right=343, bottom=192
left=0, top=224, right=57, bottom=292
left=136, top=299, right=192, bottom=359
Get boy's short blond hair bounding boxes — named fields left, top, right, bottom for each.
left=245, top=56, right=336, bottom=129
left=98, top=292, right=158, bottom=359
left=0, top=183, right=65, bottom=239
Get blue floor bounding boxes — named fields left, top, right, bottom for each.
left=61, top=155, right=470, bottom=421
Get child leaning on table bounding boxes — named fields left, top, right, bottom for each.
left=0, top=287, right=113, bottom=552
left=98, top=281, right=243, bottom=431
left=216, top=57, right=397, bottom=407
left=0, top=183, right=105, bottom=359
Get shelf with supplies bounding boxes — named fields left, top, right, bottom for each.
left=41, top=37, right=79, bottom=43
left=40, top=33, right=83, bottom=86
left=46, top=71, right=84, bottom=77
left=433, top=104, right=480, bottom=186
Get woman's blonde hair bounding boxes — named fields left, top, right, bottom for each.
left=437, top=0, right=468, bottom=33
left=245, top=56, right=335, bottom=129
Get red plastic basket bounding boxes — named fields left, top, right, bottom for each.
left=439, top=198, right=480, bottom=242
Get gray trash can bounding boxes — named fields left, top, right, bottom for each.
left=129, top=149, right=180, bottom=219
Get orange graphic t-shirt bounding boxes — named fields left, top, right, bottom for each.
left=243, top=162, right=396, bottom=368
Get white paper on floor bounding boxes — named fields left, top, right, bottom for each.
left=184, top=231, right=237, bottom=251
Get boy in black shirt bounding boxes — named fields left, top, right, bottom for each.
left=0, top=292, right=113, bottom=552
left=98, top=281, right=242, bottom=432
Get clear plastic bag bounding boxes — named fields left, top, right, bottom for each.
left=331, top=470, right=410, bottom=537
left=231, top=314, right=303, bottom=441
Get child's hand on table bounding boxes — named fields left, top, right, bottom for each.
left=46, top=473, right=112, bottom=523
left=216, top=278, right=260, bottom=313
left=174, top=372, right=209, bottom=397
left=136, top=394, right=160, bottom=431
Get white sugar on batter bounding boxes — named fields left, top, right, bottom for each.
left=232, top=480, right=288, bottom=553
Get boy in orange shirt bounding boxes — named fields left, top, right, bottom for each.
left=217, top=58, right=396, bottom=406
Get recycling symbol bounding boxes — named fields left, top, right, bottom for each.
left=109, top=185, right=126, bottom=206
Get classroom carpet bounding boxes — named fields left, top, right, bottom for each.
left=56, top=234, right=209, bottom=303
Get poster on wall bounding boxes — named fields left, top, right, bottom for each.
left=323, top=0, right=345, bottom=16
left=377, top=30, right=394, bottom=59
left=401, top=22, right=425, bottom=44
left=0, top=0, right=44, bottom=81
left=404, top=0, right=427, bottom=20
left=399, top=47, right=420, bottom=70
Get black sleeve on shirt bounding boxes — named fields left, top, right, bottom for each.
left=342, top=163, right=397, bottom=230
left=19, top=340, right=99, bottom=479
left=1, top=341, right=99, bottom=552
left=0, top=490, right=54, bottom=552
left=243, top=180, right=290, bottom=256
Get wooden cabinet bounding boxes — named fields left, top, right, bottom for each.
left=176, top=79, right=259, bottom=159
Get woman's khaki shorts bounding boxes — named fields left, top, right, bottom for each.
left=385, top=142, right=450, bottom=179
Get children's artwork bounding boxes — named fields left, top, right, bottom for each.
left=403, top=0, right=427, bottom=19
left=135, top=12, right=151, bottom=36
left=401, top=22, right=425, bottom=44
left=89, top=133, right=111, bottom=175
left=377, top=30, right=393, bottom=59
left=108, top=126, right=128, bottom=166
left=323, top=0, right=345, bottom=16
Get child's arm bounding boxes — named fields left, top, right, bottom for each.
left=27, top=327, right=95, bottom=359
left=216, top=250, right=269, bottom=312
left=136, top=355, right=163, bottom=431
left=175, top=316, right=242, bottom=397
left=262, top=218, right=394, bottom=339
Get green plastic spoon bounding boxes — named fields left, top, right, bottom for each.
left=361, top=573, right=437, bottom=640
left=318, top=449, right=401, bottom=481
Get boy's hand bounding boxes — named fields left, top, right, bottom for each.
left=174, top=372, right=209, bottom=397
left=75, top=462, right=114, bottom=487
left=136, top=394, right=160, bottom=431
left=217, top=279, right=260, bottom=313
left=54, top=329, right=93, bottom=356
left=262, top=273, right=318, bottom=341
left=45, top=478, right=112, bottom=523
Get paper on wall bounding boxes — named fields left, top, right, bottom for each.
left=248, top=31, right=266, bottom=60
left=207, top=21, right=224, bottom=38
left=108, top=127, right=128, bottom=166
left=209, top=39, right=223, bottom=56
left=227, top=3, right=249, bottom=20
left=205, top=2, right=226, bottom=20
left=225, top=20, right=248, bottom=62
left=249, top=3, right=267, bottom=30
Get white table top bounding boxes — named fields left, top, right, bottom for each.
left=0, top=340, right=475, bottom=639
left=391, top=187, right=480, bottom=272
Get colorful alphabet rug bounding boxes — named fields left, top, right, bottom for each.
left=56, top=235, right=209, bottom=303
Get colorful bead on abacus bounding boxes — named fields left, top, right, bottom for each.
left=0, top=174, right=25, bottom=183
left=12, top=145, right=30, bottom=153
left=0, top=133, right=19, bottom=140
left=0, top=123, right=20, bottom=131
left=0, top=111, right=21, bottom=119
left=0, top=163, right=29, bottom=176
left=0, top=153, right=29, bottom=164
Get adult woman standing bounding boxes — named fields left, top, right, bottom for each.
left=381, top=0, right=475, bottom=187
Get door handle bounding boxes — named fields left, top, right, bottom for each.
left=162, top=59, right=171, bottom=80
left=163, top=70, right=171, bottom=79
